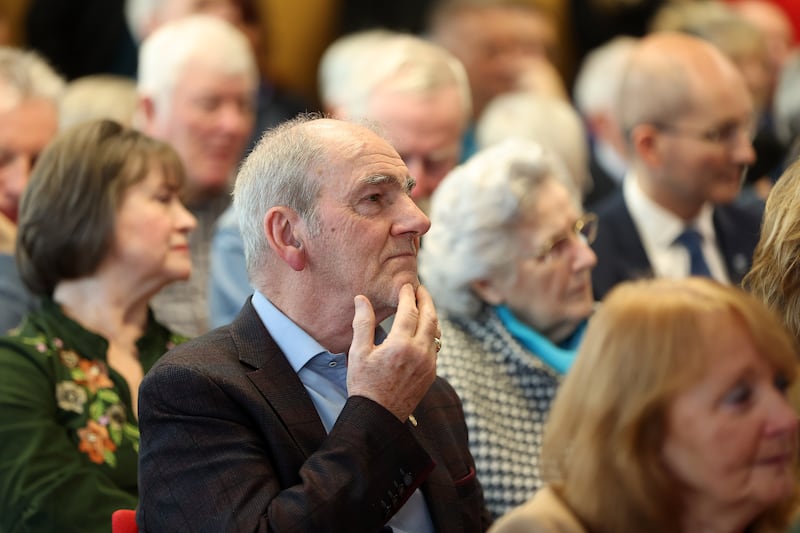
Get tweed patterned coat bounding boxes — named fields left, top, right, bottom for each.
left=437, top=305, right=562, bottom=520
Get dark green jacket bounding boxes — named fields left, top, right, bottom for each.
left=0, top=298, right=185, bottom=532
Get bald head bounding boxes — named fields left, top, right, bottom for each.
left=619, top=32, right=756, bottom=219
left=619, top=32, right=752, bottom=138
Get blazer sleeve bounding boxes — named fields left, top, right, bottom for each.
left=136, top=359, right=439, bottom=532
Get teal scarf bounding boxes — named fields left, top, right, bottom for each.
left=495, top=305, right=586, bottom=375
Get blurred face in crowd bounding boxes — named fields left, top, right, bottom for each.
left=0, top=98, right=58, bottom=223
left=730, top=49, right=772, bottom=115
left=662, top=315, right=797, bottom=525
left=733, top=0, right=794, bottom=95
left=475, top=179, right=597, bottom=343
left=435, top=5, right=557, bottom=118
left=156, top=0, right=243, bottom=30
left=146, top=57, right=255, bottom=204
left=109, top=165, right=197, bottom=289
left=642, top=71, right=756, bottom=219
left=303, top=121, right=431, bottom=322
left=368, top=83, right=465, bottom=210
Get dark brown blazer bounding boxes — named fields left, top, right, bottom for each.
left=137, top=300, right=491, bottom=532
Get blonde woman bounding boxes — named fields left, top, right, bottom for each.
left=493, top=278, right=798, bottom=533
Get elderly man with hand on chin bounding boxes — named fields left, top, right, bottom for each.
left=209, top=29, right=470, bottom=327
left=136, top=114, right=491, bottom=532
left=136, top=14, right=257, bottom=337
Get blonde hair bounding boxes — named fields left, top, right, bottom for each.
left=542, top=277, right=798, bottom=533
left=745, top=160, right=800, bottom=342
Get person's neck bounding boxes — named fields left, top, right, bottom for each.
left=52, top=272, right=153, bottom=345
left=545, top=321, right=580, bottom=345
left=263, top=283, right=363, bottom=355
left=637, top=173, right=702, bottom=222
left=679, top=497, right=758, bottom=533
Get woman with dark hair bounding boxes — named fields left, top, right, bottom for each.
left=0, top=119, right=196, bottom=531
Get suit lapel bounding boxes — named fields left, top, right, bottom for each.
left=231, top=301, right=327, bottom=458
left=713, top=206, right=757, bottom=284
left=610, top=196, right=652, bottom=274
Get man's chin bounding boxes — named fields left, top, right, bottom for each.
left=377, top=275, right=421, bottom=312
left=394, top=273, right=421, bottom=293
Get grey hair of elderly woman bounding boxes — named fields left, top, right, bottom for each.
left=419, top=138, right=578, bottom=319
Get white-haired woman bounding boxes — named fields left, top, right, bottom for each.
left=419, top=138, right=598, bottom=519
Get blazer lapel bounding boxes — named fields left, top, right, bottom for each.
left=713, top=206, right=759, bottom=284
left=610, top=197, right=652, bottom=274
left=231, top=301, right=327, bottom=458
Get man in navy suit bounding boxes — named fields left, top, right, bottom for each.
left=136, top=115, right=490, bottom=532
left=591, top=31, right=763, bottom=301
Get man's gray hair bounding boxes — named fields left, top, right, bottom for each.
left=318, top=30, right=471, bottom=121
left=573, top=36, right=638, bottom=118
left=233, top=113, right=329, bottom=287
left=420, top=138, right=578, bottom=319
left=137, top=14, right=257, bottom=122
left=0, top=47, right=64, bottom=112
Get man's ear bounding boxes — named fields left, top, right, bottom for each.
left=630, top=123, right=663, bottom=167
left=470, top=278, right=505, bottom=306
left=264, top=206, right=307, bottom=271
left=136, top=95, right=158, bottom=134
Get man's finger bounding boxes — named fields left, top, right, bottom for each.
left=350, top=294, right=376, bottom=357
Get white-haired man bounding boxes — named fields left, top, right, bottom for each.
left=137, top=15, right=257, bottom=336
left=572, top=36, right=638, bottom=208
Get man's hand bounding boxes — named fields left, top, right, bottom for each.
left=347, top=283, right=441, bottom=422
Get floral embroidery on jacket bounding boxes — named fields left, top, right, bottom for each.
left=22, top=335, right=149, bottom=466
left=78, top=420, right=117, bottom=465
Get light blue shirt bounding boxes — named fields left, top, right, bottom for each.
left=251, top=291, right=434, bottom=533
left=208, top=206, right=252, bottom=328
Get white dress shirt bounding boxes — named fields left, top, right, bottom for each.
left=624, top=173, right=730, bottom=283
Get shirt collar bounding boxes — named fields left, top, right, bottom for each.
left=251, top=290, right=328, bottom=373
left=624, top=171, right=715, bottom=248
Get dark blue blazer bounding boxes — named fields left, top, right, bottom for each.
left=591, top=191, right=763, bottom=300
left=583, top=145, right=622, bottom=210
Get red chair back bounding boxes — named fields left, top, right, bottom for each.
left=111, top=509, right=138, bottom=533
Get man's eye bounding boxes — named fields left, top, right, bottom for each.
left=365, top=194, right=381, bottom=203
